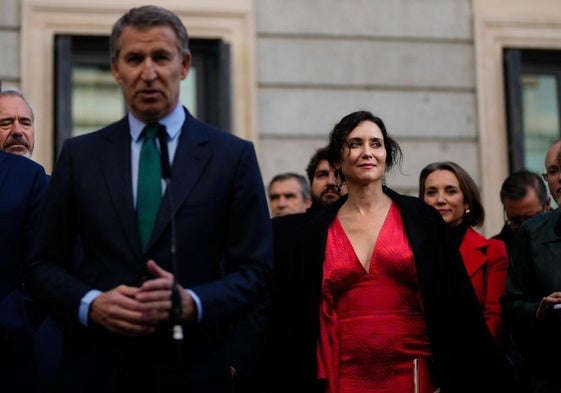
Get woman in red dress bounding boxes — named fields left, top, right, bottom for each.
left=274, top=111, right=512, bottom=393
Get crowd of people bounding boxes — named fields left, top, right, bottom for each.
left=1, top=4, right=561, bottom=393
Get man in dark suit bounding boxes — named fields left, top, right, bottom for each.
left=0, top=88, right=63, bottom=393
left=0, top=150, right=48, bottom=392
left=502, top=140, right=561, bottom=393
left=25, top=5, right=272, bottom=393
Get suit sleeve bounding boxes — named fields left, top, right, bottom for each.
left=501, top=221, right=542, bottom=364
left=25, top=140, right=92, bottom=328
left=23, top=164, right=49, bottom=273
left=190, top=141, right=273, bottom=327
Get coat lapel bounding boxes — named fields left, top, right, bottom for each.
left=459, top=228, right=488, bottom=277
left=386, top=188, right=438, bottom=298
left=542, top=209, right=561, bottom=241
left=297, top=198, right=341, bottom=319
left=300, top=202, right=338, bottom=272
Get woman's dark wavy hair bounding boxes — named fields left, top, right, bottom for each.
left=327, top=110, right=403, bottom=181
left=418, top=161, right=485, bottom=227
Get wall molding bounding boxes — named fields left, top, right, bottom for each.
left=473, top=0, right=561, bottom=234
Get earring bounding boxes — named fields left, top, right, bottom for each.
left=335, top=169, right=343, bottom=193
left=465, top=208, right=471, bottom=215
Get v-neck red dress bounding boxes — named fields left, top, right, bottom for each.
left=317, top=202, right=435, bottom=393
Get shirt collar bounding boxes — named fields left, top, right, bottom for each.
left=129, top=103, right=186, bottom=142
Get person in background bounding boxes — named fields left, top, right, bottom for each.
left=492, top=169, right=550, bottom=255
left=0, top=90, right=34, bottom=158
left=25, top=5, right=272, bottom=393
left=268, top=172, right=311, bottom=217
left=419, top=161, right=509, bottom=345
left=491, top=169, right=549, bottom=393
left=0, top=89, right=62, bottom=393
left=542, top=139, right=561, bottom=205
left=0, top=150, right=48, bottom=392
left=305, top=146, right=347, bottom=210
left=502, top=139, right=561, bottom=393
left=273, top=110, right=511, bottom=392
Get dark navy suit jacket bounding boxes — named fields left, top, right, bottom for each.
left=0, top=151, right=49, bottom=392
left=26, top=109, right=273, bottom=393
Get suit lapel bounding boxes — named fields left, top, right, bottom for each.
left=149, top=112, right=213, bottom=248
left=538, top=209, right=561, bottom=242
left=100, top=118, right=141, bottom=255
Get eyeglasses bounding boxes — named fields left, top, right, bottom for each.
left=542, top=166, right=560, bottom=181
left=503, top=210, right=540, bottom=228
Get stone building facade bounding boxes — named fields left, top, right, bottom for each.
left=1, top=0, right=560, bottom=235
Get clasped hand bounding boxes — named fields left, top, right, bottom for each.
left=89, top=260, right=196, bottom=336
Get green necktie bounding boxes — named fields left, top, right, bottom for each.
left=137, top=123, right=162, bottom=250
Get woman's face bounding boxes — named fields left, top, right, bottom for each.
left=338, top=120, right=386, bottom=186
left=422, top=169, right=467, bottom=227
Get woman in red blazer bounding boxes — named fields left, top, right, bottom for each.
left=419, top=161, right=509, bottom=344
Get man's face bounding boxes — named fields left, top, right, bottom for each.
left=544, top=141, right=561, bottom=205
left=503, top=187, right=548, bottom=233
left=311, top=159, right=346, bottom=207
left=111, top=25, right=191, bottom=123
left=0, top=95, right=34, bottom=157
left=269, top=178, right=311, bottom=217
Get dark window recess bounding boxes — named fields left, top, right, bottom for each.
left=503, top=48, right=561, bottom=173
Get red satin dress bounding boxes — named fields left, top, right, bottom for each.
left=317, top=202, right=436, bottom=393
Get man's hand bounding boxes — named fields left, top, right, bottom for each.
left=139, top=260, right=198, bottom=322
left=89, top=260, right=174, bottom=336
left=536, top=291, right=561, bottom=321
left=90, top=260, right=200, bottom=336
left=89, top=285, right=160, bottom=336
left=136, top=260, right=174, bottom=324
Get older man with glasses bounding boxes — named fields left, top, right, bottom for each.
left=501, top=139, right=561, bottom=393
